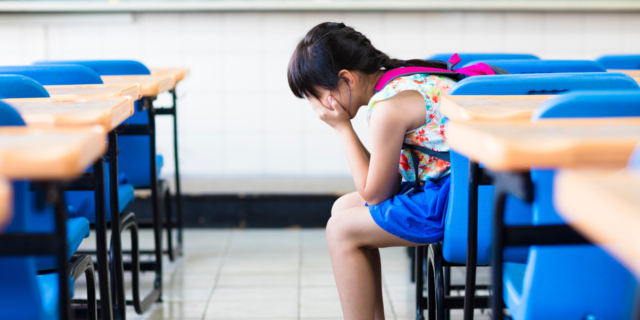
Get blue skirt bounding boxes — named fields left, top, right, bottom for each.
left=368, top=175, right=451, bottom=244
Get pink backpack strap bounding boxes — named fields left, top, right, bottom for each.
left=455, top=63, right=496, bottom=77
left=447, top=53, right=462, bottom=70
left=374, top=66, right=456, bottom=92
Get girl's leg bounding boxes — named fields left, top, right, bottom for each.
left=366, top=248, right=384, bottom=320
left=332, top=192, right=385, bottom=319
left=326, top=206, right=421, bottom=320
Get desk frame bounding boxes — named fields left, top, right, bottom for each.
left=152, top=89, right=184, bottom=261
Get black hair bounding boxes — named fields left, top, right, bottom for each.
left=287, top=22, right=448, bottom=99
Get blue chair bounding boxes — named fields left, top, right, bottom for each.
left=596, top=54, right=640, bottom=70
left=463, top=60, right=606, bottom=74
left=417, top=75, right=640, bottom=320
left=425, top=53, right=539, bottom=67
left=0, top=75, right=50, bottom=99
left=451, top=72, right=640, bottom=95
left=0, top=101, right=97, bottom=320
left=494, top=91, right=640, bottom=319
left=0, top=65, right=102, bottom=85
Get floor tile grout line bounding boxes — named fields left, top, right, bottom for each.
left=201, top=230, right=233, bottom=320
left=382, top=270, right=398, bottom=320
left=297, top=230, right=303, bottom=320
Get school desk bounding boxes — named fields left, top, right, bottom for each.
left=3, top=97, right=133, bottom=132
left=0, top=126, right=112, bottom=320
left=448, top=118, right=640, bottom=317
left=0, top=178, right=9, bottom=230
left=45, top=84, right=141, bottom=100
left=0, top=126, right=106, bottom=180
left=101, top=75, right=175, bottom=97
left=441, top=95, right=555, bottom=122
left=150, top=68, right=190, bottom=84
left=556, top=169, right=640, bottom=279
left=446, top=118, right=640, bottom=171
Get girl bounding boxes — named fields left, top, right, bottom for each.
left=287, top=22, right=454, bottom=320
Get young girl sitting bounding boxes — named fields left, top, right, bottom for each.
left=287, top=22, right=455, bottom=320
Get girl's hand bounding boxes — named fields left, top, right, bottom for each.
left=309, top=95, right=352, bottom=131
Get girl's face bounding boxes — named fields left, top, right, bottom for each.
left=313, top=71, right=368, bottom=119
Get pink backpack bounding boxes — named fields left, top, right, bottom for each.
left=374, top=53, right=509, bottom=93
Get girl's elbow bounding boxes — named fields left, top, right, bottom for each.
left=362, top=193, right=388, bottom=206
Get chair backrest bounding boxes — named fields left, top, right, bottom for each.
left=533, top=90, right=640, bottom=120
left=463, top=60, right=606, bottom=74
left=34, top=60, right=150, bottom=76
left=449, top=72, right=640, bottom=95
left=426, top=53, right=539, bottom=67
left=531, top=91, right=640, bottom=225
left=596, top=54, right=640, bottom=70
left=0, top=75, right=50, bottom=99
left=0, top=65, right=103, bottom=85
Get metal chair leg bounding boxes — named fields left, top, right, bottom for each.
left=70, top=255, right=98, bottom=320
left=415, top=246, right=425, bottom=320
left=428, top=244, right=445, bottom=320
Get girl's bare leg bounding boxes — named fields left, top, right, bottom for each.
left=332, top=193, right=384, bottom=319
left=327, top=202, right=421, bottom=320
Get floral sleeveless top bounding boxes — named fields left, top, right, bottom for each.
left=367, top=74, right=457, bottom=183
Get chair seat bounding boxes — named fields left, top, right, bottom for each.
left=65, top=183, right=135, bottom=223
left=503, top=262, right=527, bottom=315
left=503, top=245, right=637, bottom=320
left=37, top=273, right=75, bottom=320
left=36, top=218, right=90, bottom=271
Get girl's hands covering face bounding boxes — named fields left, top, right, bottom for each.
left=308, top=95, right=352, bottom=131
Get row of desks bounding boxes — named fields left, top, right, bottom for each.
left=0, top=66, right=189, bottom=319
left=442, top=94, right=640, bottom=278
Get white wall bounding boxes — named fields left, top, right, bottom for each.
left=1, top=11, right=640, bottom=185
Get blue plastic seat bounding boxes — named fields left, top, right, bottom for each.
left=450, top=72, right=640, bottom=95
left=34, top=60, right=151, bottom=76
left=1, top=180, right=81, bottom=320
left=64, top=165, right=135, bottom=223
left=0, top=75, right=50, bottom=99
left=504, top=246, right=636, bottom=320
left=499, top=91, right=640, bottom=319
left=596, top=54, right=640, bottom=70
left=0, top=65, right=103, bottom=85
left=425, top=53, right=539, bottom=66
left=463, top=60, right=606, bottom=74
left=34, top=218, right=90, bottom=271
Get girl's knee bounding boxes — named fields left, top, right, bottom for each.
left=331, top=192, right=364, bottom=216
left=326, top=213, right=353, bottom=245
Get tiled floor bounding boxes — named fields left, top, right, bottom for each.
left=75, top=229, right=492, bottom=320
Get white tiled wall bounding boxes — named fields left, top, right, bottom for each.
left=1, top=11, right=640, bottom=181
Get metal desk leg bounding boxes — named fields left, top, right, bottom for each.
left=53, top=185, right=70, bottom=320
left=93, top=160, right=114, bottom=320
left=463, top=161, right=480, bottom=320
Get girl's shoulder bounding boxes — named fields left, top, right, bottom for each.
left=368, top=74, right=457, bottom=117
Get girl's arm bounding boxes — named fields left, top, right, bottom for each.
left=311, top=92, right=425, bottom=205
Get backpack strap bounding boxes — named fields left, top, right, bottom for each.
left=374, top=66, right=459, bottom=93
left=447, top=53, right=462, bottom=70
left=402, top=143, right=451, bottom=190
